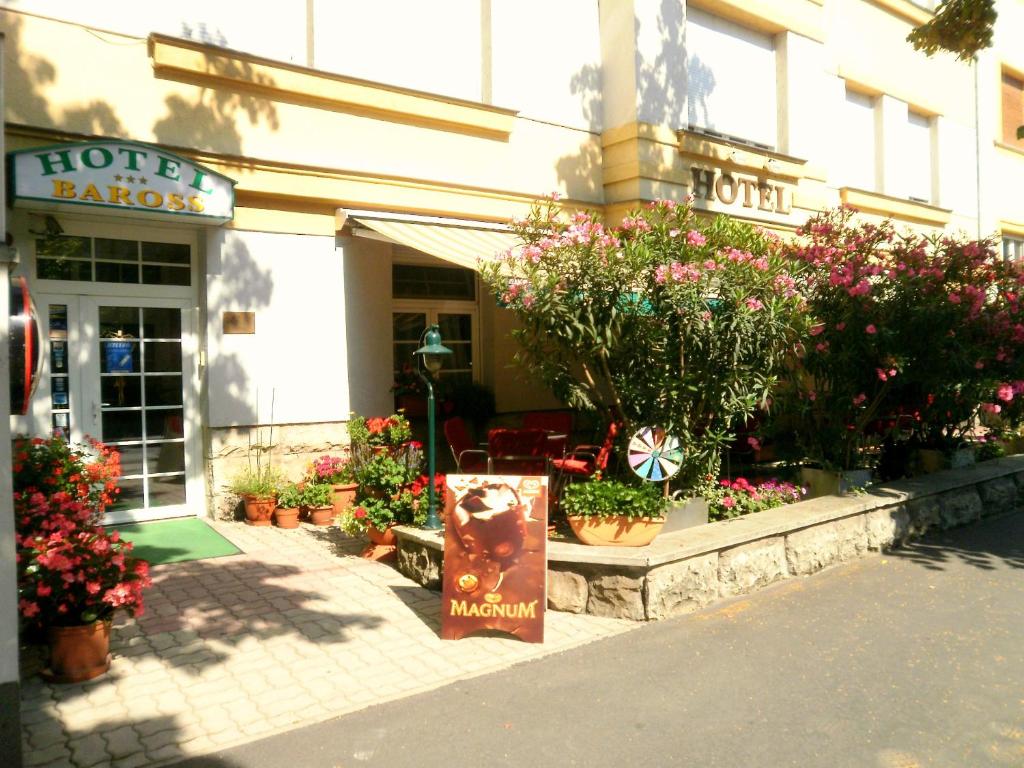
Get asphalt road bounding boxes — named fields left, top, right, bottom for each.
left=173, top=513, right=1024, bottom=768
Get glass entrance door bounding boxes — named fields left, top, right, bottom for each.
left=78, top=298, right=197, bottom=524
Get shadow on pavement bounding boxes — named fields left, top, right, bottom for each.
left=887, top=512, right=1024, bottom=572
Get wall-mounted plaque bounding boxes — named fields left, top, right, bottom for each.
left=222, top=311, right=255, bottom=334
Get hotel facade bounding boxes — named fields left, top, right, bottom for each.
left=1, top=0, right=1024, bottom=745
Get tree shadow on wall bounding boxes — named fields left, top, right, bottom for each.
left=3, top=12, right=127, bottom=137
left=559, top=0, right=720, bottom=226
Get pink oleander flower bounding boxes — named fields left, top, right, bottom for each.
left=745, top=297, right=765, bottom=311
left=865, top=324, right=877, bottom=335
left=997, top=383, right=1014, bottom=402
left=982, top=403, right=1002, bottom=414
left=853, top=393, right=867, bottom=406
left=747, top=436, right=761, bottom=451
left=686, top=230, right=707, bottom=247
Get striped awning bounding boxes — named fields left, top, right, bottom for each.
left=350, top=212, right=517, bottom=271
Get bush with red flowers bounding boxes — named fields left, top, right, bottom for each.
left=16, top=493, right=150, bottom=629
left=12, top=435, right=120, bottom=527
left=12, top=436, right=150, bottom=632
left=778, top=207, right=1024, bottom=469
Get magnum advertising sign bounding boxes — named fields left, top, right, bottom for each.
left=441, top=475, right=547, bottom=644
left=9, top=140, right=235, bottom=223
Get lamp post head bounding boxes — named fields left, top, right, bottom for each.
left=414, top=324, right=453, bottom=377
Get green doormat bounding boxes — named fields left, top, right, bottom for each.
left=109, top=518, right=241, bottom=566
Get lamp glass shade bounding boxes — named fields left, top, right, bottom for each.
left=414, top=326, right=453, bottom=368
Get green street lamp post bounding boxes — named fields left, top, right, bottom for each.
left=413, top=324, right=453, bottom=530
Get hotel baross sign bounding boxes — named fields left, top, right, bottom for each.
left=8, top=140, right=235, bottom=224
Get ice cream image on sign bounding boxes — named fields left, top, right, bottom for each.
left=451, top=482, right=533, bottom=592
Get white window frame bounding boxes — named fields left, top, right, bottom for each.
left=1002, top=235, right=1024, bottom=262
left=685, top=7, right=778, bottom=150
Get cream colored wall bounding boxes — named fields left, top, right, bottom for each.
left=491, top=0, right=602, bottom=132
left=205, top=229, right=348, bottom=426
left=0, top=0, right=308, bottom=63
left=482, top=300, right=561, bottom=414
left=340, top=235, right=395, bottom=419
left=1, top=10, right=603, bottom=216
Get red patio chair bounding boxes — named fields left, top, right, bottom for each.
left=487, top=428, right=551, bottom=476
left=444, top=417, right=488, bottom=473
left=553, top=420, right=620, bottom=482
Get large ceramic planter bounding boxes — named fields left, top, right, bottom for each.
left=43, top=620, right=111, bottom=684
left=800, top=467, right=872, bottom=499
left=567, top=515, right=666, bottom=547
left=273, top=507, right=300, bottom=529
left=307, top=505, right=335, bottom=526
left=916, top=448, right=976, bottom=475
left=367, top=523, right=397, bottom=546
left=242, top=495, right=276, bottom=526
left=331, top=482, right=358, bottom=517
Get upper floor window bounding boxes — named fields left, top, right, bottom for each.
left=1002, top=71, right=1024, bottom=149
left=1003, top=235, right=1024, bottom=262
left=905, top=111, right=933, bottom=204
left=685, top=8, right=777, bottom=150
left=836, top=87, right=877, bottom=192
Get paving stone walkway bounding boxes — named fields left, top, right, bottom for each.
left=19, top=521, right=637, bottom=768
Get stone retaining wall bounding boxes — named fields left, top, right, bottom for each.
left=395, top=456, right=1024, bottom=621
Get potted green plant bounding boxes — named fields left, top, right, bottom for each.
left=229, top=467, right=282, bottom=526
left=560, top=479, right=668, bottom=547
left=301, top=482, right=335, bottom=526
left=308, top=454, right=357, bottom=517
left=274, top=484, right=303, bottom=529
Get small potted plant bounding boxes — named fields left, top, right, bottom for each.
left=561, top=479, right=668, bottom=547
left=309, top=454, right=357, bottom=517
left=229, top=467, right=282, bottom=526
left=274, top=484, right=303, bottom=529
left=301, top=482, right=335, bottom=526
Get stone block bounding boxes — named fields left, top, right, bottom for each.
left=906, top=495, right=942, bottom=535
left=717, top=537, right=787, bottom=597
left=396, top=541, right=442, bottom=590
left=835, top=515, right=868, bottom=560
left=865, top=506, right=910, bottom=551
left=976, top=476, right=1018, bottom=516
left=547, top=568, right=587, bottom=613
left=786, top=516, right=866, bottom=576
left=644, top=553, right=719, bottom=620
left=586, top=571, right=646, bottom=621
left=937, top=487, right=982, bottom=528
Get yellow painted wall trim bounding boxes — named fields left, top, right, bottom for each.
left=867, top=0, right=932, bottom=26
left=999, top=220, right=1024, bottom=238
left=838, top=63, right=943, bottom=116
left=687, top=0, right=825, bottom=42
left=229, top=205, right=337, bottom=236
left=840, top=187, right=951, bottom=226
left=148, top=34, right=518, bottom=140
left=677, top=129, right=811, bottom=180
left=5, top=124, right=602, bottom=223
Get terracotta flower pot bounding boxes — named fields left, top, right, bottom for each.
left=243, top=495, right=276, bottom=526
left=307, top=505, right=335, bottom=526
left=367, top=523, right=397, bottom=546
left=43, top=620, right=112, bottom=684
left=566, top=515, right=665, bottom=547
left=274, top=507, right=301, bottom=529
left=331, top=482, right=358, bottom=517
